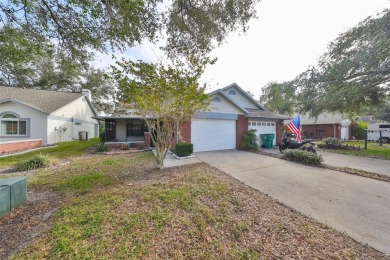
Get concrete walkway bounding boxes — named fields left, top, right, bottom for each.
left=153, top=150, right=202, bottom=168
left=260, top=146, right=390, bottom=177
left=195, top=150, right=390, bottom=255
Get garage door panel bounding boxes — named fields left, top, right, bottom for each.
left=191, top=119, right=236, bottom=152
left=249, top=121, right=277, bottom=146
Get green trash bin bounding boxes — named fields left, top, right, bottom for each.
left=264, top=134, right=275, bottom=149
left=259, top=134, right=266, bottom=147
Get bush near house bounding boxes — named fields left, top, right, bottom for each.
left=95, top=143, right=108, bottom=153
left=99, top=128, right=106, bottom=143
left=14, top=154, right=58, bottom=171
left=352, top=121, right=368, bottom=140
left=175, top=143, right=193, bottom=157
left=241, top=129, right=259, bottom=150
left=318, top=137, right=361, bottom=150
left=283, top=150, right=323, bottom=166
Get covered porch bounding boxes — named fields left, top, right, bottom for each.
left=95, top=116, right=151, bottom=146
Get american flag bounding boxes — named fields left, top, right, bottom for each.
left=286, top=116, right=302, bottom=142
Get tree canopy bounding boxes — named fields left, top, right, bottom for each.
left=0, top=0, right=260, bottom=59
left=260, top=9, right=390, bottom=118
left=111, top=59, right=210, bottom=168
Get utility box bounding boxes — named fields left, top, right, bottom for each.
left=0, top=177, right=27, bottom=217
left=79, top=131, right=88, bottom=141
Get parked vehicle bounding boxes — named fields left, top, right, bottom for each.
left=367, top=123, right=390, bottom=143
left=279, top=135, right=317, bottom=154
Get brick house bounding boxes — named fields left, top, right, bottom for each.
left=97, top=83, right=290, bottom=152
left=286, top=113, right=352, bottom=140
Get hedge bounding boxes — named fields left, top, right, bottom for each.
left=283, top=150, right=323, bottom=166
left=175, top=143, right=193, bottom=157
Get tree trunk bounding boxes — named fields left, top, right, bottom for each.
left=155, top=145, right=168, bottom=169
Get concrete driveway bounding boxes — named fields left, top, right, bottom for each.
left=195, top=150, right=390, bottom=255
left=259, top=147, right=390, bottom=177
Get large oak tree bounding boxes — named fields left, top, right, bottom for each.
left=260, top=9, right=390, bottom=118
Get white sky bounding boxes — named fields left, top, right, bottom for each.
left=94, top=0, right=390, bottom=99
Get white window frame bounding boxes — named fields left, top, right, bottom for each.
left=0, top=112, right=29, bottom=137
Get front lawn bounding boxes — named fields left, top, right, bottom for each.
left=1, top=152, right=386, bottom=259
left=0, top=138, right=100, bottom=169
left=318, top=141, right=390, bottom=160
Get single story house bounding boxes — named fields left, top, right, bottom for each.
left=286, top=113, right=352, bottom=140
left=96, top=83, right=289, bottom=152
left=0, top=86, right=99, bottom=153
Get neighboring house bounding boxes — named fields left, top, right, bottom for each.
left=96, top=83, right=289, bottom=152
left=0, top=86, right=99, bottom=153
left=287, top=113, right=352, bottom=140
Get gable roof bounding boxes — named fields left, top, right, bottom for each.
left=221, top=83, right=265, bottom=110
left=0, top=86, right=97, bottom=116
left=209, top=89, right=249, bottom=113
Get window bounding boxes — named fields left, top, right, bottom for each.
left=262, top=122, right=266, bottom=126
left=267, top=123, right=270, bottom=126
left=316, top=126, right=325, bottom=135
left=271, top=123, right=275, bottom=126
left=212, top=96, right=221, bottom=102
left=127, top=120, right=148, bottom=136
left=228, top=89, right=236, bottom=95
left=257, top=122, right=261, bottom=126
left=0, top=113, right=28, bottom=136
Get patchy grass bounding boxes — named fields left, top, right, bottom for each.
left=14, top=154, right=59, bottom=172
left=0, top=138, right=100, bottom=169
left=318, top=141, right=390, bottom=160
left=1, top=152, right=384, bottom=259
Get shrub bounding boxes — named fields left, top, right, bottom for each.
left=175, top=143, right=193, bottom=157
left=352, top=121, right=368, bottom=140
left=14, top=154, right=58, bottom=171
left=120, top=143, right=130, bottom=150
left=241, top=129, right=259, bottom=150
left=283, top=150, right=323, bottom=166
left=323, top=137, right=342, bottom=146
left=99, top=128, right=106, bottom=143
left=95, top=143, right=108, bottom=153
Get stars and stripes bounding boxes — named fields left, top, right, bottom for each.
left=286, top=116, right=302, bottom=142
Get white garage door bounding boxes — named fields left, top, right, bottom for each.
left=248, top=121, right=277, bottom=146
left=191, top=118, right=236, bottom=152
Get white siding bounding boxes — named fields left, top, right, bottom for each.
left=49, top=96, right=98, bottom=143
left=248, top=121, right=277, bottom=146
left=223, top=87, right=258, bottom=109
left=208, top=94, right=244, bottom=114
left=0, top=102, right=48, bottom=144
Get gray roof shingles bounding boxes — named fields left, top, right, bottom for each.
left=0, top=86, right=84, bottom=114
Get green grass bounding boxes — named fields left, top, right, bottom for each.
left=0, top=138, right=100, bottom=168
left=319, top=141, right=390, bottom=160
left=8, top=152, right=385, bottom=259
left=12, top=155, right=256, bottom=259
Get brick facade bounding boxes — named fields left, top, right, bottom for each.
left=0, top=139, right=42, bottom=154
left=302, top=124, right=341, bottom=139
left=275, top=120, right=283, bottom=145
left=144, top=132, right=151, bottom=148
left=170, top=121, right=192, bottom=150
left=236, top=115, right=249, bottom=148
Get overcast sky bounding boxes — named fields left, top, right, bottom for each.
left=95, top=0, right=389, bottom=99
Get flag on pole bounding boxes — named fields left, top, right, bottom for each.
left=286, top=116, right=302, bottom=142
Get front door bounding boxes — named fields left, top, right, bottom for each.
left=105, top=120, right=116, bottom=141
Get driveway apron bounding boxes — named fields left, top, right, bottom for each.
left=195, top=150, right=390, bottom=255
